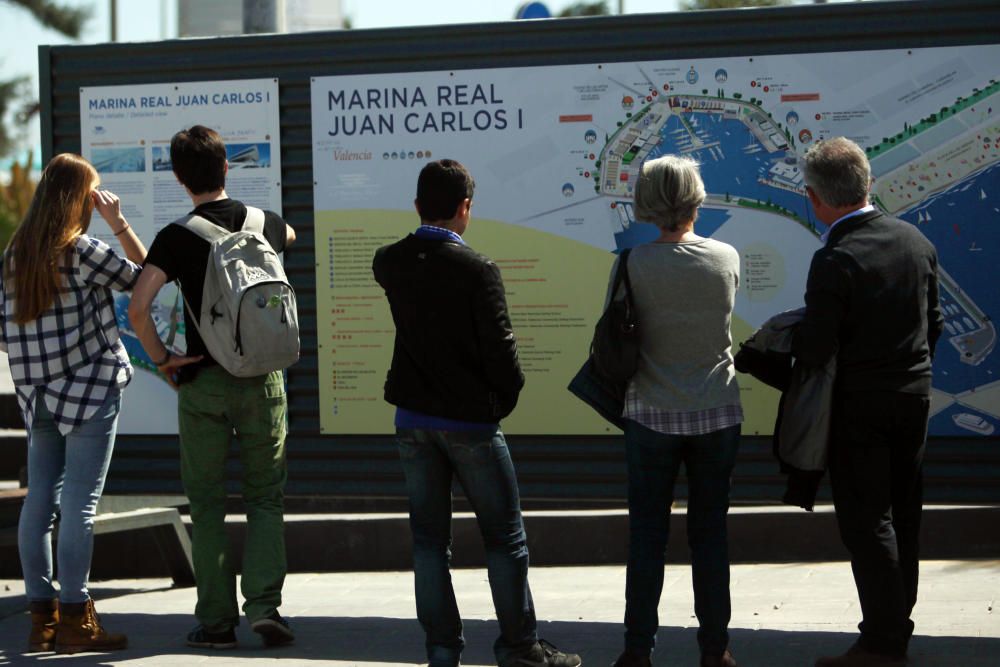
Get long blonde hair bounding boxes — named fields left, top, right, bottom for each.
left=4, top=153, right=97, bottom=324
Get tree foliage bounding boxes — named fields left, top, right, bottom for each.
left=681, top=0, right=788, bottom=9
left=0, top=77, right=31, bottom=158
left=0, top=151, right=35, bottom=247
left=558, top=1, right=610, bottom=17
left=3, top=0, right=89, bottom=38
left=0, top=1, right=91, bottom=158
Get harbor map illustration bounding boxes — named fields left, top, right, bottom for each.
left=590, top=59, right=1000, bottom=437
left=312, top=45, right=999, bottom=435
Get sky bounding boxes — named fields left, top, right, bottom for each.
left=2, top=0, right=690, bottom=87
left=0, top=0, right=857, bottom=166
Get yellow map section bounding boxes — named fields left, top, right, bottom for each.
left=316, top=210, right=778, bottom=435
left=733, top=319, right=780, bottom=436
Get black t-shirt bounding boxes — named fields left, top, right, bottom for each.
left=144, top=199, right=287, bottom=380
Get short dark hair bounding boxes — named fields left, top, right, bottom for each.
left=415, top=159, right=475, bottom=223
left=170, top=125, right=227, bottom=195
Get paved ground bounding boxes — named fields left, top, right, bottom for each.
left=0, top=561, right=997, bottom=666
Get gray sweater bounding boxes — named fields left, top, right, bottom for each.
left=608, top=238, right=741, bottom=413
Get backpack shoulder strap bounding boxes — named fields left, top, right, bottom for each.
left=175, top=214, right=230, bottom=243
left=242, top=206, right=266, bottom=235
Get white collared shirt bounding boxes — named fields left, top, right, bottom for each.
left=820, top=204, right=876, bottom=244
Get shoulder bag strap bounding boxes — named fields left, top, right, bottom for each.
left=620, top=248, right=634, bottom=302
left=619, top=248, right=636, bottom=324
left=609, top=248, right=630, bottom=298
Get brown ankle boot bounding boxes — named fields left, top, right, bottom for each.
left=28, top=599, right=58, bottom=651
left=55, top=598, right=127, bottom=654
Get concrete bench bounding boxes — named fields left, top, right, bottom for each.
left=0, top=364, right=194, bottom=585
left=0, top=493, right=195, bottom=587
left=93, top=507, right=195, bottom=586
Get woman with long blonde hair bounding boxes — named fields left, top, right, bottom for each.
left=2, top=153, right=146, bottom=654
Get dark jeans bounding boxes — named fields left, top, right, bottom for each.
left=829, top=391, right=929, bottom=657
left=623, top=420, right=741, bottom=658
left=396, top=427, right=538, bottom=667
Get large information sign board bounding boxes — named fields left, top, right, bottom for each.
left=81, top=78, right=282, bottom=434
left=312, top=46, right=1000, bottom=437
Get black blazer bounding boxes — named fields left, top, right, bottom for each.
left=372, top=233, right=524, bottom=422
left=791, top=209, right=944, bottom=395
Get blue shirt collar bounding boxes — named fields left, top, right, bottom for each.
left=820, top=204, right=876, bottom=244
left=414, top=224, right=465, bottom=245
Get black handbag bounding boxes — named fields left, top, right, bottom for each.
left=567, top=356, right=626, bottom=430
left=591, top=248, right=639, bottom=390
left=567, top=249, right=639, bottom=429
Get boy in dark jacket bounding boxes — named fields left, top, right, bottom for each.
left=373, top=159, right=580, bottom=667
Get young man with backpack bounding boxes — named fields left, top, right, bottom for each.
left=128, top=125, right=298, bottom=649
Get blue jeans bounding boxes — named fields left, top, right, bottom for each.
left=623, top=420, right=741, bottom=657
left=18, top=388, right=121, bottom=604
left=396, top=427, right=538, bottom=667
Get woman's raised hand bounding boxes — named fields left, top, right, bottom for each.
left=92, top=189, right=128, bottom=233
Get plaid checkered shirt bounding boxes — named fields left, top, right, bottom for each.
left=0, top=235, right=141, bottom=435
left=623, top=382, right=743, bottom=436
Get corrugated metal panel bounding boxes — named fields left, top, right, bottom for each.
left=39, top=0, right=1000, bottom=504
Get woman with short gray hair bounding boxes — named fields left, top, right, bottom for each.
left=632, top=154, right=707, bottom=231
left=609, top=155, right=742, bottom=667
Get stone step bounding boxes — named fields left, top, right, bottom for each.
left=0, top=488, right=27, bottom=530
left=2, top=503, right=994, bottom=579
left=0, top=431, right=25, bottom=481
left=0, top=393, right=20, bottom=431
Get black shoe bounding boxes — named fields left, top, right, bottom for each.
left=701, top=649, right=737, bottom=667
left=506, top=639, right=582, bottom=667
left=251, top=611, right=294, bottom=647
left=186, top=625, right=237, bottom=649
left=612, top=649, right=651, bottom=667
left=815, top=642, right=905, bottom=666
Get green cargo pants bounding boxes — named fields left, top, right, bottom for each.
left=178, top=366, right=288, bottom=630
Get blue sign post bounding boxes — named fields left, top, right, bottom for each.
left=515, top=2, right=552, bottom=20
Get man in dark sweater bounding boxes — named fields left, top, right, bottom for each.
left=792, top=138, right=943, bottom=667
left=373, top=160, right=580, bottom=667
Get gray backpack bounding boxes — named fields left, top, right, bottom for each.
left=175, top=207, right=299, bottom=377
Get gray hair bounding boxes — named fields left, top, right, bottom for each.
left=633, top=155, right=706, bottom=231
left=800, top=137, right=871, bottom=208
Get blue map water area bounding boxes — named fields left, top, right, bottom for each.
left=614, top=220, right=660, bottom=251
left=695, top=207, right=732, bottom=238
left=896, top=163, right=1000, bottom=435
left=645, top=112, right=820, bottom=234
left=114, top=294, right=154, bottom=368
left=901, top=163, right=1000, bottom=337
left=612, top=206, right=732, bottom=252
left=936, top=401, right=997, bottom=438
